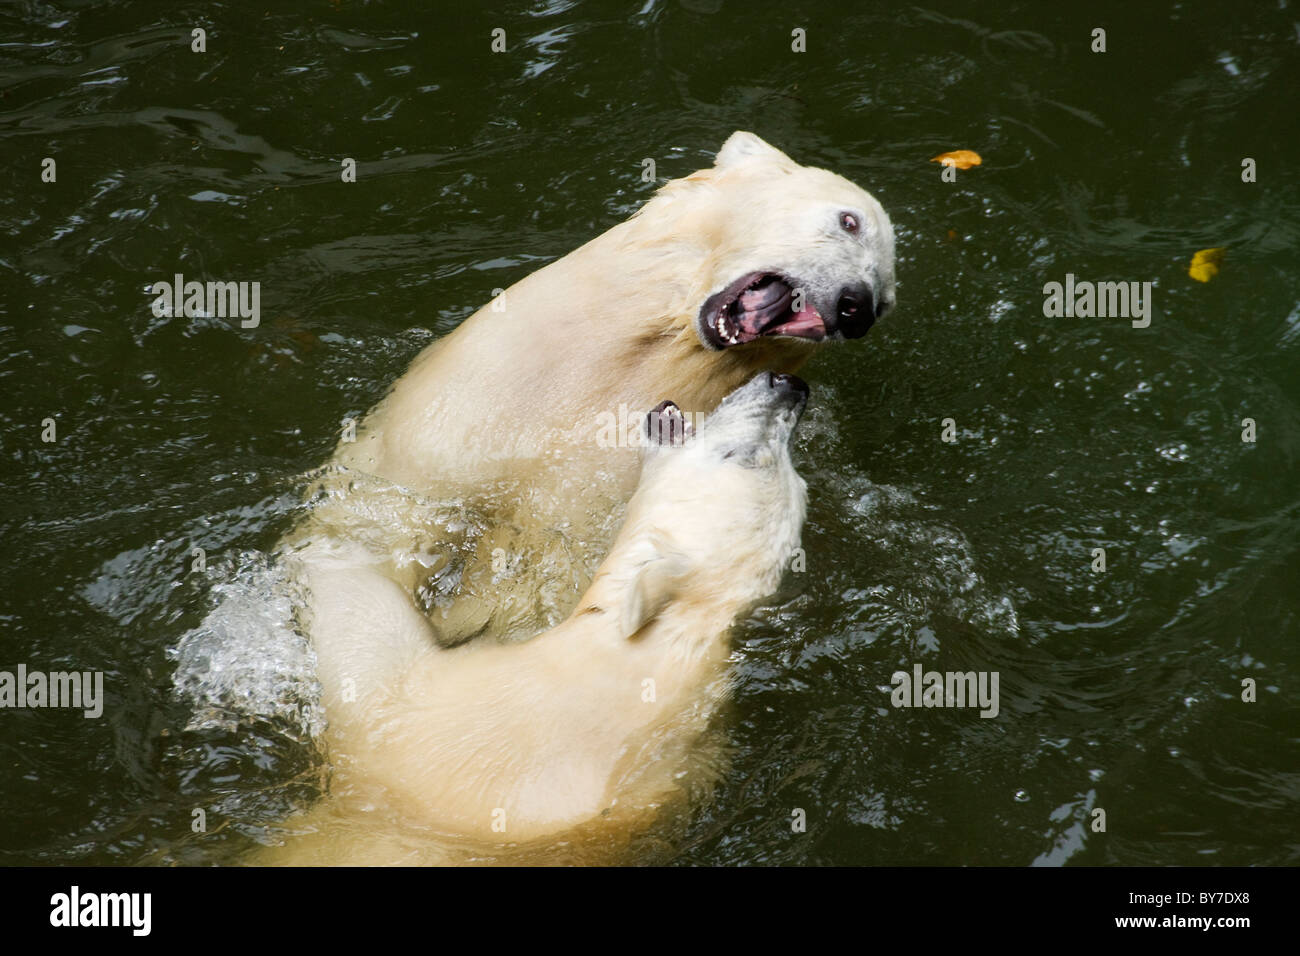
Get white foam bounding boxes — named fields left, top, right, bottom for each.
left=168, top=552, right=324, bottom=739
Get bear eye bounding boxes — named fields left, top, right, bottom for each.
left=839, top=211, right=860, bottom=235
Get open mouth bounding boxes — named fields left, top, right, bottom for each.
left=698, top=272, right=827, bottom=349
left=645, top=399, right=692, bottom=446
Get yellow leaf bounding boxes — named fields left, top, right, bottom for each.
left=930, top=149, right=982, bottom=170
left=1188, top=247, right=1225, bottom=283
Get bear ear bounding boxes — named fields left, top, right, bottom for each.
left=619, top=544, right=690, bottom=639
left=714, top=131, right=794, bottom=170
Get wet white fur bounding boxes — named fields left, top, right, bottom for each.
left=276, top=375, right=806, bottom=859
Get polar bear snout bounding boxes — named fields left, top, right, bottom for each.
left=768, top=371, right=810, bottom=405
left=755, top=370, right=809, bottom=429
left=699, top=272, right=829, bottom=349
left=698, top=269, right=895, bottom=350
left=698, top=371, right=811, bottom=450
left=832, top=281, right=881, bottom=339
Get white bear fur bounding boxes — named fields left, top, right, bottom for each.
left=264, top=374, right=808, bottom=864
left=283, top=132, right=892, bottom=645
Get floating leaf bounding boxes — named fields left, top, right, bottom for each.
left=1188, top=247, right=1225, bottom=283
left=930, top=149, right=982, bottom=170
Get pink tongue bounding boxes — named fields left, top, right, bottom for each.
left=737, top=281, right=787, bottom=313
left=769, top=308, right=826, bottom=339
left=734, top=280, right=794, bottom=335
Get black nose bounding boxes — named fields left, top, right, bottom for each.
left=768, top=372, right=810, bottom=398
left=834, top=282, right=877, bottom=339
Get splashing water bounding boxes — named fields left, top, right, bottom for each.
left=168, top=552, right=324, bottom=740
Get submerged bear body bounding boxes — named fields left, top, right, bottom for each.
left=266, top=374, right=810, bottom=864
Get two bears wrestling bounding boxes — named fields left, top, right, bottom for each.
left=261, top=131, right=896, bottom=865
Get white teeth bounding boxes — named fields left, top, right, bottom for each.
left=716, top=306, right=744, bottom=345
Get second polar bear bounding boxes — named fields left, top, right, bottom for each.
left=288, top=131, right=894, bottom=645
left=268, top=372, right=809, bottom=863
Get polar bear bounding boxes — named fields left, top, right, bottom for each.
left=265, top=373, right=810, bottom=864
left=285, top=131, right=894, bottom=645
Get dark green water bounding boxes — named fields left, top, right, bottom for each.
left=2, top=0, right=1297, bottom=865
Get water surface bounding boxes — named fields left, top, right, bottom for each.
left=1, top=0, right=1297, bottom=865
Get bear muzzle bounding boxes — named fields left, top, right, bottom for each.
left=698, top=272, right=892, bottom=349
left=698, top=272, right=827, bottom=350
left=830, top=280, right=888, bottom=340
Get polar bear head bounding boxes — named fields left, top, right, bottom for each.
left=592, top=371, right=810, bottom=641
left=626, top=131, right=895, bottom=357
